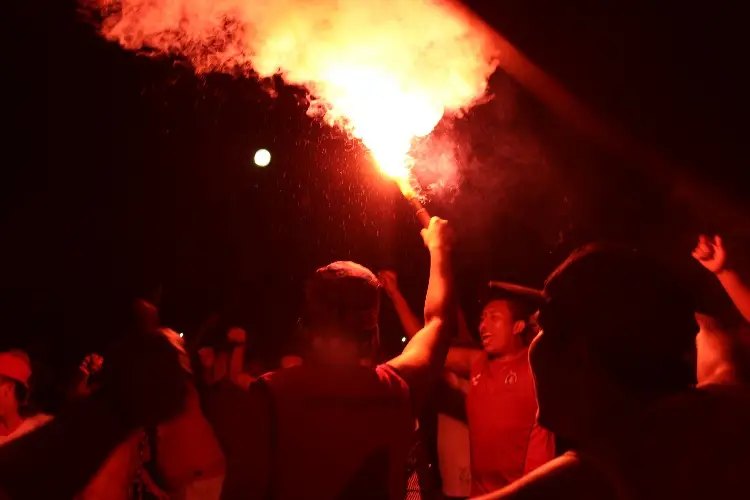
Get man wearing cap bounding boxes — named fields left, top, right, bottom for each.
left=457, top=283, right=554, bottom=496
left=475, top=244, right=750, bottom=500
left=380, top=273, right=555, bottom=496
left=220, top=217, right=455, bottom=499
left=0, top=350, right=51, bottom=446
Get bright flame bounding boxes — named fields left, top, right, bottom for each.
left=87, top=0, right=498, bottom=192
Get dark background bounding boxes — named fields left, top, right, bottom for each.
left=2, top=1, right=747, bottom=406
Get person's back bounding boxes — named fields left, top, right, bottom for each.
left=261, top=363, right=413, bottom=499
left=224, top=218, right=455, bottom=500
left=76, top=431, right=142, bottom=500
left=156, top=383, right=226, bottom=495
left=577, top=384, right=750, bottom=500
left=490, top=385, right=750, bottom=500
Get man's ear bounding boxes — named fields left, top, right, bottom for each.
left=512, top=320, right=526, bottom=336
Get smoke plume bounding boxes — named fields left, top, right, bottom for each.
left=87, top=0, right=499, bottom=182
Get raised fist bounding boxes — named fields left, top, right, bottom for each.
left=227, top=327, right=247, bottom=345
left=693, top=235, right=727, bottom=274
left=420, top=217, right=452, bottom=252
left=378, top=270, right=400, bottom=297
left=79, top=353, right=104, bottom=376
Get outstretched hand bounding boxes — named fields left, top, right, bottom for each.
left=693, top=235, right=727, bottom=274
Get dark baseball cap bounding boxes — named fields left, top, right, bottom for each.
left=487, top=281, right=544, bottom=303
left=484, top=281, right=544, bottom=318
left=303, top=261, right=381, bottom=340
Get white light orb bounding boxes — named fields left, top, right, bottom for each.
left=254, top=149, right=271, bottom=167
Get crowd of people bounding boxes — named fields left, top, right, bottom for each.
left=1, top=221, right=749, bottom=499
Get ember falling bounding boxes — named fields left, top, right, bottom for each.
left=86, top=0, right=499, bottom=195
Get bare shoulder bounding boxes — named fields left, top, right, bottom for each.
left=474, top=453, right=617, bottom=500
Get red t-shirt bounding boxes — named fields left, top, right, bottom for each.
left=466, top=349, right=555, bottom=495
left=260, top=363, right=414, bottom=500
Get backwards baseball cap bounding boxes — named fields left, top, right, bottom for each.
left=484, top=281, right=544, bottom=318
left=303, top=261, right=381, bottom=342
left=487, top=281, right=544, bottom=303
left=0, top=350, right=32, bottom=388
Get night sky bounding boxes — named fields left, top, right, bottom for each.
left=3, top=1, right=748, bottom=400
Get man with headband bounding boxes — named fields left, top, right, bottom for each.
left=222, top=217, right=456, bottom=500
left=475, top=244, right=750, bottom=500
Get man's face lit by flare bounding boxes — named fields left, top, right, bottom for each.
left=479, top=300, right=525, bottom=356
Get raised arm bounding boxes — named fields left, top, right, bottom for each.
left=380, top=271, right=474, bottom=343
left=387, top=217, right=457, bottom=402
left=380, top=271, right=480, bottom=379
left=694, top=235, right=750, bottom=323
left=378, top=270, right=424, bottom=338
left=227, top=327, right=255, bottom=390
left=0, top=331, right=187, bottom=500
left=71, top=353, right=104, bottom=399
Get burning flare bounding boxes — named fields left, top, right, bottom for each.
left=87, top=0, right=498, bottom=195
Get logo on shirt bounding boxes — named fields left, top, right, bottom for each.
left=504, top=371, right=518, bottom=385
left=470, top=373, right=482, bottom=386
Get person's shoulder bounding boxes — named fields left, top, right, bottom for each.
left=375, top=363, right=411, bottom=396
left=647, top=385, right=750, bottom=426
left=28, top=413, right=53, bottom=424
left=22, top=413, right=53, bottom=431
left=481, top=452, right=616, bottom=500
left=693, top=383, right=750, bottom=404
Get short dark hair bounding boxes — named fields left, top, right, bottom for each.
left=543, top=243, right=698, bottom=394
left=302, top=261, right=381, bottom=345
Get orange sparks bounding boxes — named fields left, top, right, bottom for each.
left=87, top=0, right=499, bottom=195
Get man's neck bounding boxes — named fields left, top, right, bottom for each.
left=488, top=346, right=528, bottom=363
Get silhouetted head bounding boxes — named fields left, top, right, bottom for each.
left=302, top=261, right=381, bottom=365
left=531, top=244, right=698, bottom=443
